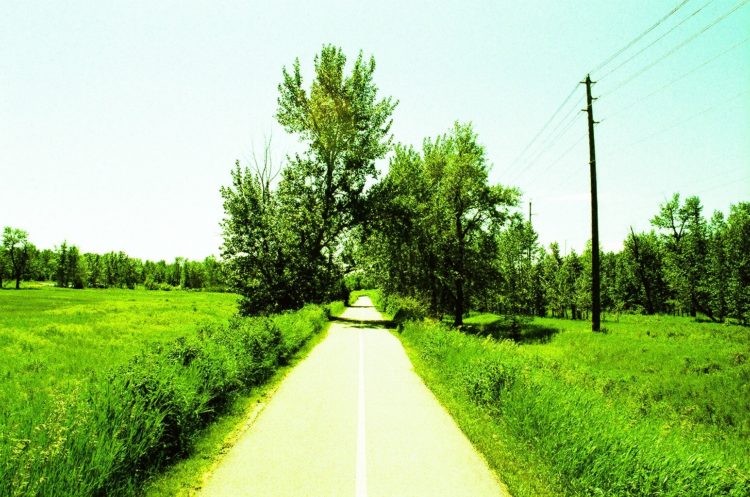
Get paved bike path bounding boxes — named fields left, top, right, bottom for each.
left=199, top=297, right=506, bottom=497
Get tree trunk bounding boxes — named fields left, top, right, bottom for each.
left=454, top=279, right=464, bottom=327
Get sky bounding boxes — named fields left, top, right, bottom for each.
left=2, top=0, right=748, bottom=261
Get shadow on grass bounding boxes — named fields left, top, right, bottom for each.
left=462, top=318, right=560, bottom=344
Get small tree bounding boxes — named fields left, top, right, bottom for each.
left=2, top=227, right=33, bottom=289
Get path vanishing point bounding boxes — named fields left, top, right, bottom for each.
left=199, top=296, right=507, bottom=497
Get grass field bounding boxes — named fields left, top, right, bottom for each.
left=0, top=285, right=239, bottom=429
left=0, top=285, right=330, bottom=495
left=400, top=314, right=750, bottom=497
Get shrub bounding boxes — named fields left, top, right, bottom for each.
left=383, top=294, right=427, bottom=327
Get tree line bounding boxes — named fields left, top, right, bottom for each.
left=220, top=45, right=749, bottom=326
left=369, top=191, right=750, bottom=325
left=0, top=227, right=226, bottom=291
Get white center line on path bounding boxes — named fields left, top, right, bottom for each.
left=356, top=330, right=368, bottom=497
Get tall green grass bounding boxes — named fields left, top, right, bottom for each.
left=0, top=296, right=327, bottom=496
left=0, top=287, right=238, bottom=426
left=400, top=317, right=750, bottom=497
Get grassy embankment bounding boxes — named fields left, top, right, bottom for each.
left=398, top=311, right=750, bottom=497
left=0, top=286, right=331, bottom=496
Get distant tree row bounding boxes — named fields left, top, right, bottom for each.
left=0, top=228, right=226, bottom=291
left=366, top=191, right=750, bottom=324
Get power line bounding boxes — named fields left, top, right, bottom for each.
left=507, top=83, right=580, bottom=171
left=691, top=175, right=750, bottom=195
left=507, top=94, right=585, bottom=183
left=603, top=35, right=750, bottom=120
left=590, top=0, right=692, bottom=74
left=608, top=89, right=749, bottom=154
left=520, top=105, right=582, bottom=166
left=508, top=111, right=583, bottom=184
left=600, top=0, right=750, bottom=99
left=597, top=0, right=718, bottom=81
left=520, top=132, right=588, bottom=187
left=626, top=170, right=750, bottom=199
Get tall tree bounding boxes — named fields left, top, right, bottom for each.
left=706, top=211, right=729, bottom=321
left=725, top=202, right=750, bottom=324
left=651, top=194, right=710, bottom=317
left=368, top=123, right=518, bottom=325
left=274, top=45, right=396, bottom=299
left=2, top=227, right=33, bottom=289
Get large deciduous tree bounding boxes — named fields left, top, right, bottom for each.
left=221, top=46, right=396, bottom=314
left=276, top=46, right=396, bottom=281
left=369, top=123, right=518, bottom=325
left=651, top=194, right=711, bottom=318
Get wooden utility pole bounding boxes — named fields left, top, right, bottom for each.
left=584, top=74, right=601, bottom=332
left=528, top=201, right=533, bottom=260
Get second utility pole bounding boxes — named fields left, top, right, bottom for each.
left=584, top=74, right=601, bottom=332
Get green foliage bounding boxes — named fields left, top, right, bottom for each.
left=325, top=300, right=346, bottom=318
left=221, top=46, right=395, bottom=314
left=401, top=316, right=750, bottom=497
left=725, top=203, right=750, bottom=324
left=220, top=157, right=297, bottom=313
left=348, top=288, right=383, bottom=307
left=651, top=194, right=711, bottom=318
left=0, top=287, right=238, bottom=445
left=0, top=289, right=327, bottom=496
left=367, top=123, right=519, bottom=324
left=0, top=227, right=226, bottom=292
left=381, top=293, right=427, bottom=327
left=2, top=227, right=34, bottom=289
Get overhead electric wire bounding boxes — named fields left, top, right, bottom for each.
left=597, top=0, right=718, bottom=81
left=600, top=0, right=750, bottom=99
left=610, top=89, right=749, bottom=153
left=531, top=133, right=588, bottom=184
left=590, top=0, right=692, bottom=74
left=603, top=35, right=750, bottom=120
left=507, top=83, right=580, bottom=171
left=509, top=106, right=584, bottom=183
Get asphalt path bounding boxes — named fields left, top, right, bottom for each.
left=199, top=297, right=506, bottom=497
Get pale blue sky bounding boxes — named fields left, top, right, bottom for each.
left=2, top=0, right=748, bottom=261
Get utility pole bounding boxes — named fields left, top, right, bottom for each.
left=584, top=74, right=601, bottom=332
left=528, top=201, right=533, bottom=260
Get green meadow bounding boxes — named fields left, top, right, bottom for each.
left=399, top=313, right=750, bottom=497
left=0, top=286, right=238, bottom=434
left=0, top=285, right=331, bottom=495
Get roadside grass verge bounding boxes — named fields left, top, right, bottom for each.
left=0, top=304, right=328, bottom=496
left=399, top=317, right=750, bottom=497
left=326, top=300, right=346, bottom=318
left=141, top=323, right=329, bottom=496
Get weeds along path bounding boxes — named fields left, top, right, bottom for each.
left=198, top=297, right=506, bottom=497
